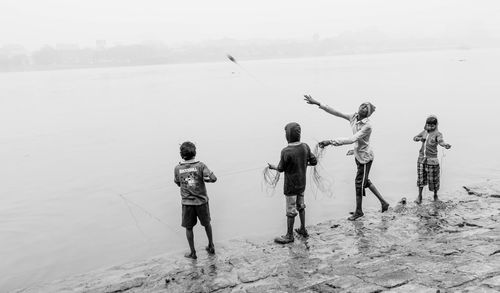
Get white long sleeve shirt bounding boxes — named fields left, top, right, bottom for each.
left=336, top=113, right=374, bottom=164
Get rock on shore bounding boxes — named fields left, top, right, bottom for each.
left=14, top=181, right=500, bottom=293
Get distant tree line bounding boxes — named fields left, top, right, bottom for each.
left=1, top=32, right=499, bottom=72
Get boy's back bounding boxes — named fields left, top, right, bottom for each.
left=269, top=122, right=317, bottom=244
left=277, top=123, right=317, bottom=195
left=174, top=141, right=217, bottom=259
left=174, top=160, right=213, bottom=205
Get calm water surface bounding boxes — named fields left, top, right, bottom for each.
left=1, top=48, right=499, bottom=291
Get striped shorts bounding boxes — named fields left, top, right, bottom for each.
left=417, top=162, right=440, bottom=191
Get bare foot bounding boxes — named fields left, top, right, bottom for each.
left=184, top=252, right=197, bottom=259
left=205, top=245, right=215, bottom=254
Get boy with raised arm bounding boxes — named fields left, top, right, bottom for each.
left=304, top=95, right=389, bottom=221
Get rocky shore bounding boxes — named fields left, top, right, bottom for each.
left=14, top=181, right=500, bottom=293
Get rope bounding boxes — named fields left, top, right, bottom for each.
left=118, top=194, right=151, bottom=241
left=117, top=194, right=182, bottom=239
left=116, top=164, right=267, bottom=239
left=218, top=166, right=263, bottom=177
left=440, top=148, right=446, bottom=177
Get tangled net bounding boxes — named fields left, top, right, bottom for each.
left=262, top=165, right=280, bottom=196
left=309, top=143, right=334, bottom=198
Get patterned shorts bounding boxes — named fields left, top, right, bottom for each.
left=417, top=163, right=440, bottom=191
left=285, top=194, right=306, bottom=217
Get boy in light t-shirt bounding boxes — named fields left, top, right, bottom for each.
left=174, top=141, right=217, bottom=259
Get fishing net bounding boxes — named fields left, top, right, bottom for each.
left=262, top=165, right=280, bottom=195
left=313, top=143, right=327, bottom=160
left=309, top=143, right=334, bottom=198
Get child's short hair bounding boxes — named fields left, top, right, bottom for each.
left=180, top=141, right=196, bottom=160
left=426, top=116, right=438, bottom=125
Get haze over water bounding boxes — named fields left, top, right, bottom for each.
left=1, top=48, right=499, bottom=291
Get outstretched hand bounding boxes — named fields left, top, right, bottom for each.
left=318, top=140, right=331, bottom=148
left=304, top=94, right=320, bottom=106
left=318, top=140, right=341, bottom=148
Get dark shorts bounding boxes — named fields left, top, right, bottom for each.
left=355, top=159, right=373, bottom=197
left=417, top=162, right=440, bottom=191
left=181, top=203, right=211, bottom=228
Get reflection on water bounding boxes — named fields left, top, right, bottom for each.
left=352, top=221, right=371, bottom=254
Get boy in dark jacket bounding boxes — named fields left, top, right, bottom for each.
left=268, top=122, right=318, bottom=244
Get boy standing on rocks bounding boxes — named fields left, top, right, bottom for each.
left=414, top=115, right=451, bottom=204
left=268, top=122, right=317, bottom=244
left=174, top=141, right=217, bottom=259
left=303, top=95, right=390, bottom=221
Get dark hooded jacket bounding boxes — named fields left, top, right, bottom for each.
left=277, top=122, right=318, bottom=195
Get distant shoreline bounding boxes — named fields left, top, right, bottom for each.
left=1, top=45, right=492, bottom=74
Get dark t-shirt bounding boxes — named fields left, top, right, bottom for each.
left=277, top=143, right=317, bottom=195
left=174, top=161, right=213, bottom=205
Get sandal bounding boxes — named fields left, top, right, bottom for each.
left=347, top=212, right=364, bottom=221
left=274, top=235, right=294, bottom=244
left=295, top=228, right=309, bottom=238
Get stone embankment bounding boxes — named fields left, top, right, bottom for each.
left=15, top=181, right=500, bottom=293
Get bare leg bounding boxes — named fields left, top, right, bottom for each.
left=298, top=209, right=305, bottom=230
left=295, top=209, right=309, bottom=237
left=415, top=187, right=423, bottom=204
left=204, top=224, right=215, bottom=254
left=185, top=228, right=197, bottom=259
left=368, top=183, right=389, bottom=212
left=287, top=216, right=295, bottom=237
left=348, top=195, right=364, bottom=220
left=275, top=216, right=295, bottom=244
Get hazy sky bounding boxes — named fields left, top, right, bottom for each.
left=1, top=0, right=499, bottom=49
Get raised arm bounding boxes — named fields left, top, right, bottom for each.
left=304, top=95, right=351, bottom=121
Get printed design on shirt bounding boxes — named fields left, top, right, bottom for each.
left=179, top=167, right=198, bottom=174
left=183, top=173, right=197, bottom=187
